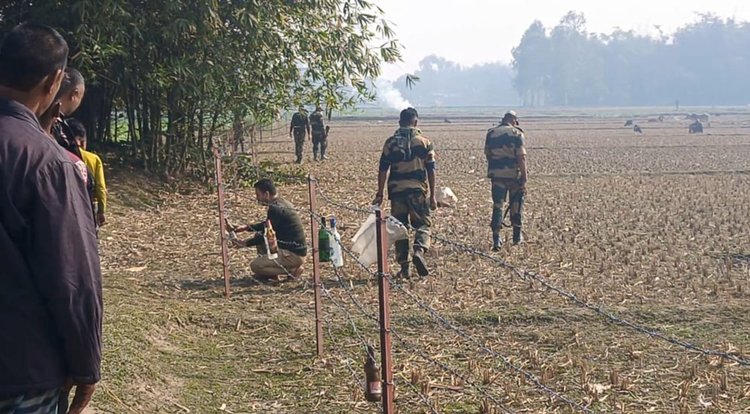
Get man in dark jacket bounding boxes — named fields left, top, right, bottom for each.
left=0, top=23, right=102, bottom=414
left=289, top=105, right=310, bottom=164
left=227, top=179, right=307, bottom=280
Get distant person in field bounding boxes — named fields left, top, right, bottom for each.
left=373, top=107, right=437, bottom=278
left=484, top=110, right=528, bottom=250
left=68, top=118, right=108, bottom=227
left=0, top=22, right=102, bottom=414
left=309, top=105, right=329, bottom=161
left=289, top=105, right=310, bottom=164
left=689, top=119, right=703, bottom=133
left=226, top=179, right=307, bottom=280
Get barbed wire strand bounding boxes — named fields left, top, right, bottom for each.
left=390, top=327, right=514, bottom=414
left=385, top=275, right=593, bottom=414
left=328, top=265, right=441, bottom=414
left=323, top=315, right=366, bottom=389
left=315, top=191, right=592, bottom=411
left=325, top=238, right=519, bottom=414
left=429, top=233, right=750, bottom=367
left=314, top=187, right=750, bottom=367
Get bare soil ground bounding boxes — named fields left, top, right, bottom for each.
left=93, top=113, right=750, bottom=413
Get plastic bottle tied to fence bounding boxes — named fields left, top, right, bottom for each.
left=364, top=345, right=382, bottom=402
left=330, top=217, right=344, bottom=268
left=318, top=217, right=331, bottom=262
left=265, top=219, right=279, bottom=260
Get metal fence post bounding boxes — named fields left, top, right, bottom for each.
left=213, top=147, right=231, bottom=298
left=308, top=175, right=324, bottom=356
left=375, top=208, right=395, bottom=413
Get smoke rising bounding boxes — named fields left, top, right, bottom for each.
left=375, top=78, right=412, bottom=110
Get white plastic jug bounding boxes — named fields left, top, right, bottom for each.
left=351, top=211, right=408, bottom=266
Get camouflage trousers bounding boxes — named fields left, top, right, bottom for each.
left=391, top=192, right=431, bottom=267
left=293, top=129, right=306, bottom=160
left=312, top=132, right=327, bottom=156
left=490, top=178, right=525, bottom=232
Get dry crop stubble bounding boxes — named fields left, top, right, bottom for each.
left=94, top=113, right=750, bottom=413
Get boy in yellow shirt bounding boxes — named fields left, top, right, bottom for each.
left=68, top=118, right=107, bottom=226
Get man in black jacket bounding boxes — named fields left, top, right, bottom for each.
left=227, top=179, right=307, bottom=280
left=0, top=23, right=102, bottom=414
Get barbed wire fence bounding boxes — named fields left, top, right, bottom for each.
left=212, top=153, right=749, bottom=413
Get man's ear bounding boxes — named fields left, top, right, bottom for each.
left=43, top=69, right=65, bottom=97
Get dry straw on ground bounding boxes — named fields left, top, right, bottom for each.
left=95, top=112, right=749, bottom=413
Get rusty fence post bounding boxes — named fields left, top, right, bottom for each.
left=375, top=207, right=395, bottom=413
left=213, top=147, right=231, bottom=298
left=308, top=175, right=324, bottom=356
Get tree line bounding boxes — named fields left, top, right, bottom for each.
left=394, top=12, right=750, bottom=109
left=512, top=11, right=750, bottom=107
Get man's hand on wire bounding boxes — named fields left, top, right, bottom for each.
left=372, top=192, right=383, bottom=207
left=224, top=219, right=237, bottom=233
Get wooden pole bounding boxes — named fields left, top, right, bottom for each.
left=375, top=208, right=394, bottom=413
left=308, top=175, right=324, bottom=356
left=213, top=147, right=231, bottom=298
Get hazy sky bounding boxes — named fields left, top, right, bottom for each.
left=377, top=0, right=750, bottom=80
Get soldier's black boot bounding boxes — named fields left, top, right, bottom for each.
left=412, top=247, right=429, bottom=277
left=313, top=152, right=318, bottom=161
left=321, top=147, right=328, bottom=160
left=512, top=227, right=523, bottom=245
left=396, top=262, right=410, bottom=279
left=492, top=233, right=502, bottom=252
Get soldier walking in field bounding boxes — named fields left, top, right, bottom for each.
left=485, top=110, right=528, bottom=250
left=289, top=105, right=310, bottom=164
left=373, top=107, right=437, bottom=278
left=309, top=105, right=330, bottom=160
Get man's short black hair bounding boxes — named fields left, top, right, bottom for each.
left=56, top=67, right=84, bottom=98
left=399, top=107, right=419, bottom=126
left=254, top=178, right=277, bottom=195
left=0, top=23, right=69, bottom=92
left=67, top=117, right=86, bottom=140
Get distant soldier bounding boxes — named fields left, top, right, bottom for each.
left=485, top=110, right=527, bottom=250
left=373, top=107, right=437, bottom=278
left=633, top=124, right=643, bottom=134
left=289, top=105, right=310, bottom=163
left=689, top=119, right=703, bottom=133
left=309, top=105, right=329, bottom=161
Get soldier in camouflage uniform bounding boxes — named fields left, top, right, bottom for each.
left=373, top=107, right=437, bottom=278
left=309, top=106, right=329, bottom=161
left=289, top=105, right=310, bottom=163
left=484, top=110, right=528, bottom=250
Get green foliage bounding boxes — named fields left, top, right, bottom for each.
left=225, top=155, right=306, bottom=188
left=0, top=0, right=402, bottom=174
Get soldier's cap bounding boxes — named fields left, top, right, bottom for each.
left=503, top=110, right=518, bottom=119
left=315, top=105, right=323, bottom=111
